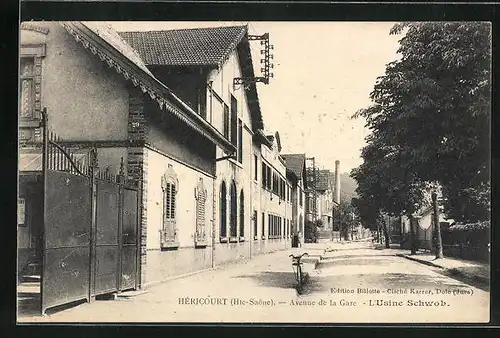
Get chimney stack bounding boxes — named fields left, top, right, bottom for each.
left=334, top=160, right=341, bottom=204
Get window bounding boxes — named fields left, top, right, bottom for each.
left=268, top=214, right=272, bottom=237
left=18, top=198, right=26, bottom=226
left=253, top=210, right=258, bottom=240
left=267, top=166, right=272, bottom=190
left=161, top=165, right=179, bottom=248
left=231, top=95, right=238, bottom=146
left=230, top=181, right=237, bottom=238
left=299, top=188, right=303, bottom=207
left=254, top=155, right=258, bottom=181
left=272, top=172, right=279, bottom=195
left=195, top=178, right=208, bottom=246
left=220, top=181, right=227, bottom=239
left=262, top=212, right=265, bottom=239
left=197, top=83, right=207, bottom=119
left=238, top=119, right=243, bottom=163
left=263, top=167, right=268, bottom=189
left=223, top=104, right=230, bottom=139
left=239, top=190, right=245, bottom=239
left=19, top=58, right=35, bottom=119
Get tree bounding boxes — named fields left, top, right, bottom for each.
left=304, top=220, right=320, bottom=243
left=353, top=22, right=491, bottom=224
left=350, top=136, right=428, bottom=250
left=335, top=200, right=358, bottom=241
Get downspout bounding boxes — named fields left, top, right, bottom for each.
left=212, top=173, right=216, bottom=268
left=209, top=82, right=216, bottom=269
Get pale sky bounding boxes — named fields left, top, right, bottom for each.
left=109, top=21, right=402, bottom=174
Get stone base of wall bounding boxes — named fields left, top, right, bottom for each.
left=214, top=241, right=250, bottom=266
left=143, top=239, right=292, bottom=285
left=145, top=246, right=212, bottom=285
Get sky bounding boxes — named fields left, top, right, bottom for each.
left=109, top=21, right=402, bottom=174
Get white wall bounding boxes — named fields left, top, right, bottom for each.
left=145, top=148, right=214, bottom=250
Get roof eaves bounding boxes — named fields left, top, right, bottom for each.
left=64, top=22, right=236, bottom=155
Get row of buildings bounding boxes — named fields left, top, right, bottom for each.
left=18, top=21, right=341, bottom=292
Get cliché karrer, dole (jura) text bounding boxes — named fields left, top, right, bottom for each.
left=330, top=287, right=474, bottom=296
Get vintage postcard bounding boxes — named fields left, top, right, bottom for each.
left=17, top=20, right=491, bottom=323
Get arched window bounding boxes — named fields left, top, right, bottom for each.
left=161, top=164, right=179, bottom=248
left=220, top=181, right=227, bottom=239
left=195, top=178, right=207, bottom=246
left=239, top=190, right=245, bottom=238
left=230, top=181, right=237, bottom=238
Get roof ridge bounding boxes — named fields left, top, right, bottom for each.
left=119, top=25, right=247, bottom=34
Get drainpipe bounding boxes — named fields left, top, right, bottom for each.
left=212, top=174, right=216, bottom=268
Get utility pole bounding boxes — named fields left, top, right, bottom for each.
left=432, top=191, right=444, bottom=259
left=306, top=157, right=317, bottom=223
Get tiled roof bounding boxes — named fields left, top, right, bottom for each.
left=118, top=25, right=264, bottom=132
left=306, top=168, right=333, bottom=191
left=316, top=170, right=332, bottom=191
left=282, top=154, right=306, bottom=180
left=118, top=26, right=248, bottom=67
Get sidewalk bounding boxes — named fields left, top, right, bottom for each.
left=19, top=247, right=316, bottom=322
left=373, top=243, right=490, bottom=286
left=396, top=251, right=490, bottom=285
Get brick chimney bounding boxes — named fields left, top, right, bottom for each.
left=334, top=160, right=341, bottom=204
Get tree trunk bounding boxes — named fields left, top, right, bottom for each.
left=432, top=192, right=444, bottom=259
left=376, top=224, right=381, bottom=244
left=382, top=220, right=390, bottom=249
left=409, top=214, right=417, bottom=255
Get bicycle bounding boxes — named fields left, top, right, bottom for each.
left=289, top=252, right=309, bottom=290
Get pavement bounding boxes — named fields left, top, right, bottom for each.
left=17, top=240, right=490, bottom=324
left=373, top=243, right=490, bottom=286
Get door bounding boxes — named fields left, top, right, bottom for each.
left=121, top=188, right=138, bottom=290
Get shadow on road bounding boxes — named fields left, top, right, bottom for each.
left=231, top=271, right=297, bottom=290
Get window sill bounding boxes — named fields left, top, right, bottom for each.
left=228, top=158, right=243, bottom=169
left=239, top=236, right=245, bottom=242
left=229, top=237, right=239, bottom=243
left=220, top=237, right=228, bottom=243
left=160, top=242, right=180, bottom=250
left=261, top=236, right=266, bottom=240
left=254, top=235, right=258, bottom=241
left=195, top=240, right=208, bottom=248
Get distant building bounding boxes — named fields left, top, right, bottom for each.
left=304, top=167, right=338, bottom=230
left=281, top=153, right=307, bottom=244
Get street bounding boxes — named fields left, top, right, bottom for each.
left=18, top=241, right=489, bottom=323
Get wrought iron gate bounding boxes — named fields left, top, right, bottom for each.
left=40, top=110, right=140, bottom=314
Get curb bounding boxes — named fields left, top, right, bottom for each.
left=396, top=253, right=489, bottom=285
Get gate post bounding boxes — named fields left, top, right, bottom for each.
left=40, top=108, right=48, bottom=315
left=117, top=158, right=125, bottom=292
left=88, top=146, right=99, bottom=302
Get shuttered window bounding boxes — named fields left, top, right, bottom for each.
left=230, top=181, right=237, bottom=238
left=223, top=104, right=230, bottom=139
left=161, top=165, right=179, bottom=247
left=253, top=210, right=258, bottom=239
left=238, top=119, right=243, bottom=163
left=262, top=212, right=265, bottom=239
left=220, top=181, right=227, bottom=238
left=239, top=190, right=244, bottom=238
left=195, top=178, right=207, bottom=245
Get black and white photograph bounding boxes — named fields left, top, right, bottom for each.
left=17, top=19, right=491, bottom=323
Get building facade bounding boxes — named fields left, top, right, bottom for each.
left=119, top=25, right=291, bottom=267
left=282, top=153, right=307, bottom=243
left=18, top=22, right=237, bottom=288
